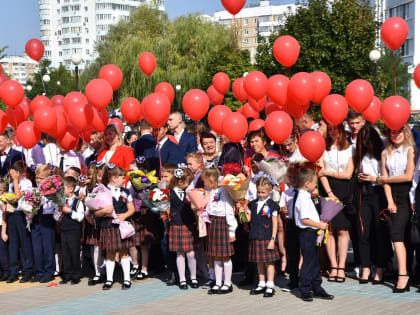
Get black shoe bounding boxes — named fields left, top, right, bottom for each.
left=313, top=290, right=334, bottom=300
left=130, top=266, right=139, bottom=279
left=301, top=292, right=313, bottom=302
left=179, top=281, right=188, bottom=290
left=250, top=286, right=266, bottom=295
left=166, top=273, right=177, bottom=286
left=393, top=275, right=410, bottom=293
left=6, top=275, right=18, bottom=283
left=71, top=279, right=80, bottom=285
left=372, top=279, right=384, bottom=285
left=136, top=271, right=148, bottom=281
left=202, top=279, right=215, bottom=289
left=122, top=280, right=131, bottom=290
left=208, top=285, right=221, bottom=295
left=88, top=276, right=103, bottom=286
left=59, top=280, right=69, bottom=285
left=239, top=277, right=254, bottom=286
left=19, top=274, right=32, bottom=283
left=358, top=278, right=369, bottom=284
left=31, top=276, right=42, bottom=283
left=219, top=284, right=233, bottom=294
left=40, top=276, right=55, bottom=283
left=102, top=281, right=114, bottom=290
left=263, top=287, right=275, bottom=298
left=190, top=279, right=199, bottom=289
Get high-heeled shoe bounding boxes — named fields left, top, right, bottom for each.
left=328, top=268, right=338, bottom=282
left=393, top=275, right=410, bottom=293
left=336, top=268, right=346, bottom=283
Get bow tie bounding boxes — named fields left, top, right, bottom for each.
left=0, top=152, right=7, bottom=156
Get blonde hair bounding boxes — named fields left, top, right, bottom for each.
left=201, top=167, right=220, bottom=189
left=385, top=124, right=416, bottom=155
left=104, top=124, right=123, bottom=149
left=36, top=165, right=52, bottom=177
left=186, top=152, right=204, bottom=166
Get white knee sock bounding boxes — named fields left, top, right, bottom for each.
left=258, top=280, right=266, bottom=288
left=176, top=253, right=186, bottom=282
left=121, top=257, right=131, bottom=282
left=105, top=260, right=115, bottom=282
left=92, top=246, right=102, bottom=277
left=214, top=261, right=223, bottom=286
left=186, top=251, right=197, bottom=280
left=223, top=260, right=232, bottom=286
left=266, top=281, right=274, bottom=289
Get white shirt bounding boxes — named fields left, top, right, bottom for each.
left=205, top=187, right=237, bottom=237
left=0, top=147, right=10, bottom=167
left=288, top=148, right=306, bottom=163
left=109, top=185, right=133, bottom=203
left=65, top=195, right=85, bottom=223
left=58, top=151, right=82, bottom=173
left=323, top=145, right=353, bottom=172
left=385, top=146, right=411, bottom=177
left=43, top=143, right=60, bottom=166
left=279, top=185, right=297, bottom=219
left=361, top=154, right=381, bottom=178
left=158, top=137, right=168, bottom=149
left=294, top=189, right=320, bottom=230
left=9, top=178, right=33, bottom=212
left=174, top=129, right=184, bottom=143
left=102, top=150, right=115, bottom=164
left=410, top=155, right=420, bottom=204
left=173, top=187, right=185, bottom=200
left=255, top=197, right=278, bottom=217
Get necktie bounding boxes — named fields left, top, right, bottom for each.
left=59, top=156, right=65, bottom=172
left=291, top=189, right=299, bottom=220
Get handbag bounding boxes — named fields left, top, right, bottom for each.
left=119, top=221, right=135, bottom=239
left=410, top=209, right=420, bottom=245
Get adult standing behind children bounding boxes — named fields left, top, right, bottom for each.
left=0, top=131, right=25, bottom=177
left=168, top=111, right=197, bottom=159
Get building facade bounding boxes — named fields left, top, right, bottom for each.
left=39, top=0, right=165, bottom=70
left=0, top=56, right=39, bottom=87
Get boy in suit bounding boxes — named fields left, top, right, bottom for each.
left=168, top=111, right=197, bottom=159
left=0, top=131, right=25, bottom=177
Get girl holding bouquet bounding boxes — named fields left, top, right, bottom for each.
left=186, top=152, right=204, bottom=189
left=168, top=168, right=198, bottom=289
left=95, top=165, right=135, bottom=290
left=202, top=168, right=237, bottom=295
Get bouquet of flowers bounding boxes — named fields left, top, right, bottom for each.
left=39, top=175, right=66, bottom=207
left=187, top=188, right=211, bottom=237
left=84, top=184, right=113, bottom=215
left=141, top=188, right=170, bottom=213
left=316, top=197, right=344, bottom=246
left=220, top=173, right=250, bottom=202
left=0, top=193, right=17, bottom=213
left=255, top=156, right=288, bottom=184
left=18, top=189, right=42, bottom=231
left=128, top=170, right=158, bottom=191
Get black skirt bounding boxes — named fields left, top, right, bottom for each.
left=321, top=177, right=352, bottom=228
left=389, top=182, right=411, bottom=242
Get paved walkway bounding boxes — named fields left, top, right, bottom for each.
left=2, top=275, right=420, bottom=315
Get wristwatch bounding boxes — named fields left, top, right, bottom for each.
left=271, top=237, right=276, bottom=241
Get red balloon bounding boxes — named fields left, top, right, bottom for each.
left=286, top=99, right=309, bottom=119
left=414, top=64, right=420, bottom=89
left=182, top=89, right=210, bottom=121
left=92, top=107, right=109, bottom=132
left=381, top=17, right=409, bottom=51
left=31, top=95, right=52, bottom=113
left=143, top=92, right=171, bottom=128
left=59, top=126, right=79, bottom=150
left=121, top=97, right=142, bottom=124
left=85, top=78, right=113, bottom=109
left=345, top=79, right=374, bottom=113
left=265, top=101, right=281, bottom=116
left=299, top=131, right=326, bottom=162
left=212, top=72, right=230, bottom=95
left=232, top=78, right=247, bottom=103
left=0, top=110, right=8, bottom=134
left=51, top=108, right=68, bottom=139
left=155, top=82, right=175, bottom=104
left=25, top=39, right=45, bottom=61
left=64, top=92, right=88, bottom=114
left=222, top=112, right=248, bottom=143
left=19, top=98, right=31, bottom=120
left=51, top=95, right=64, bottom=106
left=34, top=106, right=57, bottom=133
left=221, top=0, right=246, bottom=15
left=321, top=94, right=348, bottom=126
left=6, top=106, right=24, bottom=129
left=237, top=106, right=243, bottom=114
left=68, top=102, right=94, bottom=131
left=16, top=121, right=41, bottom=149
left=267, top=75, right=288, bottom=106
left=138, top=52, right=156, bottom=77
left=311, top=71, right=331, bottom=104
left=363, top=96, right=382, bottom=124
left=273, top=35, right=300, bottom=67
left=207, top=85, right=224, bottom=105
left=109, top=118, right=124, bottom=133
left=248, top=96, right=266, bottom=112
left=249, top=119, right=265, bottom=132
left=380, top=95, right=410, bottom=130
left=288, top=72, right=314, bottom=106
left=0, top=73, right=7, bottom=87
left=244, top=71, right=268, bottom=100
left=0, top=63, right=2, bottom=73
left=0, top=80, right=24, bottom=107
left=265, top=111, right=293, bottom=144
left=81, top=128, right=94, bottom=143
left=208, top=105, right=232, bottom=134
left=99, top=64, right=123, bottom=91
left=242, top=103, right=259, bottom=119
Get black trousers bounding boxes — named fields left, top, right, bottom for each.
left=61, top=229, right=82, bottom=281
left=286, top=219, right=300, bottom=287
left=0, top=227, right=8, bottom=277
left=299, top=229, right=322, bottom=294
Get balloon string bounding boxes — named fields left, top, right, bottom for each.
left=393, top=52, right=397, bottom=95
left=148, top=76, right=152, bottom=92
left=196, top=121, right=199, bottom=148
left=357, top=131, right=364, bottom=235
left=233, top=15, right=239, bottom=79
left=39, top=67, right=47, bottom=96
left=154, top=128, right=162, bottom=180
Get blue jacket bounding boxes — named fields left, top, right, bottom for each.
left=177, top=131, right=197, bottom=161
left=0, top=149, right=25, bottom=177
left=144, top=137, right=182, bottom=172
left=132, top=134, right=157, bottom=158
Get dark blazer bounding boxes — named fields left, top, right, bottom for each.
left=144, top=137, right=182, bottom=173
left=0, top=148, right=25, bottom=177
left=132, top=133, right=157, bottom=158
left=248, top=198, right=280, bottom=240
left=218, top=142, right=244, bottom=168
left=177, top=131, right=197, bottom=161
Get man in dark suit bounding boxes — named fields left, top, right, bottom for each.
left=132, top=120, right=156, bottom=158
left=144, top=124, right=181, bottom=173
left=168, top=111, right=197, bottom=161
left=0, top=130, right=25, bottom=177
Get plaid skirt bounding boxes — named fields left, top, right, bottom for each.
left=82, top=220, right=100, bottom=246
left=98, top=224, right=134, bottom=250
left=249, top=239, right=280, bottom=263
left=169, top=224, right=195, bottom=253
left=206, top=215, right=234, bottom=258
left=137, top=209, right=161, bottom=245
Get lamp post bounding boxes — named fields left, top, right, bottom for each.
left=369, top=49, right=381, bottom=92
left=71, top=53, right=82, bottom=91
left=42, top=74, right=50, bottom=96
left=176, top=84, right=181, bottom=110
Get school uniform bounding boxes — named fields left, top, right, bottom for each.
left=7, top=178, right=33, bottom=278
left=248, top=198, right=280, bottom=263
left=144, top=137, right=182, bottom=173
left=205, top=187, right=237, bottom=257
left=0, top=148, right=25, bottom=177
left=294, top=189, right=324, bottom=295
left=97, top=186, right=134, bottom=250
left=169, top=188, right=196, bottom=253
left=131, top=133, right=156, bottom=158
left=174, top=130, right=197, bottom=162
left=82, top=186, right=100, bottom=246
left=60, top=195, right=85, bottom=282
left=0, top=205, right=9, bottom=280
left=56, top=151, right=82, bottom=174
left=31, top=198, right=57, bottom=280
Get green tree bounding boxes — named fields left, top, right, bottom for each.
left=0, top=46, right=7, bottom=60
left=80, top=7, right=252, bottom=110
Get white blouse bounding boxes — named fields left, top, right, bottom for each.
left=323, top=145, right=353, bottom=172
left=385, top=146, right=411, bottom=177
left=361, top=154, right=381, bottom=177
left=205, top=187, right=237, bottom=237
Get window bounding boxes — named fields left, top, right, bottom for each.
left=243, top=39, right=248, bottom=44
left=85, top=17, right=89, bottom=22
left=41, top=30, right=51, bottom=36
left=244, top=19, right=248, bottom=25
left=254, top=38, right=258, bottom=44
left=400, top=39, right=414, bottom=57
left=85, top=38, right=89, bottom=44
left=71, top=5, right=80, bottom=11
left=62, top=6, right=69, bottom=12
left=71, top=26, right=82, bottom=33
left=62, top=17, right=69, bottom=23
left=62, top=27, right=69, bottom=34
left=41, top=19, right=50, bottom=25
left=70, top=16, right=81, bottom=23
left=72, top=37, right=82, bottom=44
left=254, top=18, right=257, bottom=24
left=86, top=49, right=89, bottom=55
left=389, top=2, right=414, bottom=20
left=59, top=51, right=62, bottom=56
left=244, top=29, right=248, bottom=35
left=63, top=38, right=70, bottom=44
left=42, top=40, right=51, bottom=47
left=85, top=28, right=89, bottom=33
left=85, top=6, right=88, bottom=11
left=45, top=50, right=51, bottom=57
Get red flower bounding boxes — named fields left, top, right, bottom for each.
left=222, top=163, right=241, bottom=176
